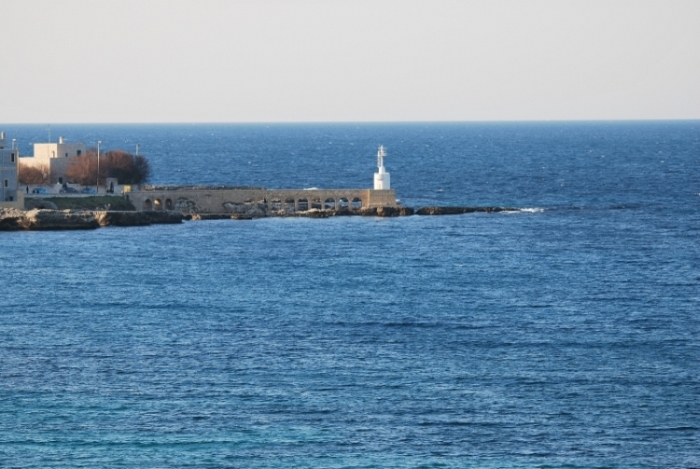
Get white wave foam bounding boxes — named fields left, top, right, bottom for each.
left=519, top=207, right=545, bottom=213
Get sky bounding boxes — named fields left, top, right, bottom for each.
left=1, top=0, right=698, bottom=123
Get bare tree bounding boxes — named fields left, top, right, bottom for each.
left=65, top=152, right=103, bottom=186
left=65, top=150, right=151, bottom=186
left=104, top=150, right=151, bottom=184
left=18, top=163, right=50, bottom=185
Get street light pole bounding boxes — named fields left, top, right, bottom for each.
left=97, top=141, right=101, bottom=194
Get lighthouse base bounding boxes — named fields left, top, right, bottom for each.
left=374, top=172, right=390, bottom=190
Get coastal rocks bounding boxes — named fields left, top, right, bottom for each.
left=299, top=209, right=331, bottom=218
left=94, top=211, right=150, bottom=227
left=0, top=209, right=183, bottom=231
left=0, top=205, right=520, bottom=231
left=358, top=206, right=415, bottom=217
left=329, top=208, right=355, bottom=216
left=0, top=209, right=35, bottom=231
left=0, top=209, right=100, bottom=231
left=191, top=213, right=234, bottom=221
left=230, top=213, right=254, bottom=220
left=94, top=210, right=183, bottom=227
left=291, top=207, right=410, bottom=218
left=415, top=206, right=515, bottom=215
left=140, top=210, right=184, bottom=225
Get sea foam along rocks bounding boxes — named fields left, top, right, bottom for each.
left=415, top=206, right=514, bottom=215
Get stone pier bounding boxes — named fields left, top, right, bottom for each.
left=125, top=187, right=397, bottom=215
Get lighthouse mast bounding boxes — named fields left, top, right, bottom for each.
left=373, top=145, right=390, bottom=190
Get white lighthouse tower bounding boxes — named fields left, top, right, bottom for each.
left=373, top=145, right=390, bottom=190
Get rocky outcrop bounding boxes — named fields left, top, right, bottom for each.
left=1, top=205, right=518, bottom=231
left=0, top=209, right=183, bottom=231
left=94, top=210, right=183, bottom=226
left=299, top=209, right=331, bottom=218
left=191, top=213, right=234, bottom=221
left=0, top=209, right=100, bottom=231
left=415, top=206, right=516, bottom=215
left=358, top=206, right=415, bottom=217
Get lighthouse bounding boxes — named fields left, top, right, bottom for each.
left=373, top=145, right=390, bottom=190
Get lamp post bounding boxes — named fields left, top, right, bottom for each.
left=96, top=140, right=101, bottom=194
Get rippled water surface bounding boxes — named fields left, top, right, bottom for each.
left=1, top=122, right=699, bottom=468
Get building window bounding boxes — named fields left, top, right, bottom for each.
left=65, top=153, right=69, bottom=157
left=4, top=179, right=7, bottom=188
left=10, top=153, right=15, bottom=163
left=77, top=150, right=82, bottom=156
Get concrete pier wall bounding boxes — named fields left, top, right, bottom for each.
left=125, top=187, right=397, bottom=214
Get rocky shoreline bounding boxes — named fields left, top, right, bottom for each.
left=0, top=209, right=183, bottom=231
left=1, top=205, right=518, bottom=231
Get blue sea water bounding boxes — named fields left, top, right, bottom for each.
left=1, top=122, right=699, bottom=468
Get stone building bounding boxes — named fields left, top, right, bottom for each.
left=20, top=136, right=87, bottom=184
left=0, top=131, right=22, bottom=208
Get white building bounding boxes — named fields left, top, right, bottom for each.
left=20, top=136, right=87, bottom=184
left=0, top=131, right=21, bottom=208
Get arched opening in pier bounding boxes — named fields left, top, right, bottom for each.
left=311, top=198, right=322, bottom=210
left=324, top=198, right=335, bottom=209
left=338, top=197, right=349, bottom=208
left=154, top=199, right=162, bottom=211
left=351, top=197, right=363, bottom=209
left=284, top=197, right=295, bottom=212
left=165, top=199, right=173, bottom=210
left=297, top=198, right=309, bottom=211
left=269, top=198, right=282, bottom=211
left=143, top=199, right=153, bottom=210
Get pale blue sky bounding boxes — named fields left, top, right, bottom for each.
left=1, top=0, right=698, bottom=123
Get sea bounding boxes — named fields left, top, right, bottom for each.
left=0, top=122, right=699, bottom=468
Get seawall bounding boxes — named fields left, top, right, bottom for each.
left=126, top=186, right=398, bottom=214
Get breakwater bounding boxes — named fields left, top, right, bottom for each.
left=1, top=205, right=518, bottom=231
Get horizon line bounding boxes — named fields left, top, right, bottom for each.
left=2, top=118, right=699, bottom=126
